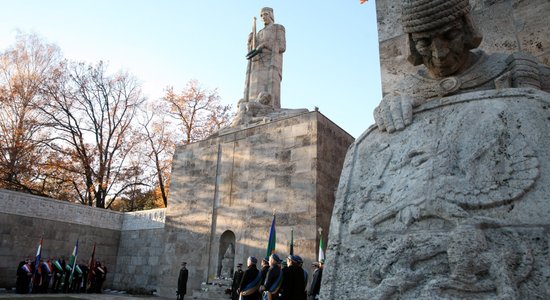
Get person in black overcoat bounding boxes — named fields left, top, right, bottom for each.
left=177, top=262, right=188, bottom=300
left=280, top=255, right=306, bottom=300
left=260, top=254, right=283, bottom=300
left=238, top=256, right=261, bottom=300
left=232, top=263, right=244, bottom=300
left=259, top=258, right=269, bottom=285
left=307, top=262, right=323, bottom=300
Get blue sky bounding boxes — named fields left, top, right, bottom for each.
left=0, top=0, right=381, bottom=138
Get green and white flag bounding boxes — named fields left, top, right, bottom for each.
left=318, top=235, right=325, bottom=263
left=68, top=239, right=79, bottom=284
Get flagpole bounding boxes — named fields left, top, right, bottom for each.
left=69, top=239, right=79, bottom=287
left=31, top=237, right=43, bottom=293
left=265, top=212, right=276, bottom=259
left=318, top=227, right=325, bottom=263
left=289, top=228, right=294, bottom=255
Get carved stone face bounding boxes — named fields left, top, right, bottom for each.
left=411, top=21, right=470, bottom=78
left=261, top=9, right=273, bottom=26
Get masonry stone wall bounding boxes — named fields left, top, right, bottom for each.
left=159, top=111, right=354, bottom=297
left=0, top=112, right=352, bottom=298
left=0, top=189, right=123, bottom=289
left=0, top=189, right=167, bottom=292
left=377, top=0, right=550, bottom=96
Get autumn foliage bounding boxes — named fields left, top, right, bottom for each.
left=0, top=33, right=234, bottom=210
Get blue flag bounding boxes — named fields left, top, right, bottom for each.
left=265, top=214, right=276, bottom=259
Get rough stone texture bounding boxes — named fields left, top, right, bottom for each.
left=377, top=0, right=550, bottom=97
left=322, top=1, right=550, bottom=298
left=0, top=189, right=168, bottom=292
left=0, top=190, right=122, bottom=289
left=159, top=111, right=354, bottom=297
left=112, top=228, right=165, bottom=294
left=121, top=208, right=166, bottom=231
left=322, top=88, right=550, bottom=299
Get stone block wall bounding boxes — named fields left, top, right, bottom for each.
left=377, top=0, right=550, bottom=96
left=0, top=189, right=123, bottom=289
left=160, top=111, right=354, bottom=297
left=112, top=228, right=165, bottom=293
left=112, top=208, right=166, bottom=293
left=315, top=114, right=355, bottom=248
left=0, top=111, right=353, bottom=298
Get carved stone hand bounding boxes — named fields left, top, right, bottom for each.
left=374, top=92, right=413, bottom=133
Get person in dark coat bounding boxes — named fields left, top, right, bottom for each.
left=232, top=263, right=244, bottom=300
left=15, top=257, right=32, bottom=294
left=260, top=254, right=283, bottom=300
left=280, top=255, right=306, bottom=300
left=177, top=262, right=188, bottom=300
left=92, top=260, right=107, bottom=293
left=79, top=263, right=89, bottom=293
left=259, top=258, right=270, bottom=285
left=307, top=262, right=323, bottom=300
left=51, top=257, right=65, bottom=293
left=238, top=257, right=261, bottom=300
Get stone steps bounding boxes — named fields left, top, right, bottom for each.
left=190, top=278, right=232, bottom=300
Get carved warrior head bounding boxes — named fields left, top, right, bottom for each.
left=261, top=7, right=275, bottom=23
left=402, top=0, right=483, bottom=67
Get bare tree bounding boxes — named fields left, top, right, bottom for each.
left=163, top=80, right=233, bottom=145
left=0, top=32, right=63, bottom=194
left=41, top=61, right=145, bottom=208
left=139, top=100, right=176, bottom=207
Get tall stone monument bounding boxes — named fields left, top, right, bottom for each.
left=162, top=7, right=354, bottom=297
left=322, top=0, right=550, bottom=299
left=232, top=7, right=307, bottom=127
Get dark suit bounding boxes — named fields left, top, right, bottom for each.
left=232, top=268, right=244, bottom=300
left=263, top=266, right=283, bottom=299
left=239, top=265, right=261, bottom=300
left=177, top=267, right=188, bottom=300
left=260, top=265, right=269, bottom=285
left=280, top=265, right=306, bottom=300
left=308, top=267, right=322, bottom=300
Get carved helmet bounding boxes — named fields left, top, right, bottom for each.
left=401, top=0, right=482, bottom=65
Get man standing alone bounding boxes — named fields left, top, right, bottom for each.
left=308, top=261, right=323, bottom=300
left=177, top=262, right=188, bottom=300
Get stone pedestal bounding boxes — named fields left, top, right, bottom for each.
left=159, top=111, right=354, bottom=297
left=322, top=89, right=550, bottom=299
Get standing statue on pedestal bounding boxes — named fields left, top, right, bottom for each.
left=322, top=0, right=550, bottom=299
left=230, top=7, right=307, bottom=128
left=245, top=7, right=285, bottom=109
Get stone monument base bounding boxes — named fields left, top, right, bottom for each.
left=161, top=111, right=354, bottom=297
left=323, top=89, right=550, bottom=300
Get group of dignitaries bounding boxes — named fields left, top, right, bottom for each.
left=15, top=256, right=107, bottom=294
left=231, top=253, right=323, bottom=300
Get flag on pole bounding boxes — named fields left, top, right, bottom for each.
left=318, top=233, right=325, bottom=263
left=265, top=214, right=276, bottom=259
left=289, top=228, right=294, bottom=255
left=33, top=237, right=43, bottom=274
left=68, top=239, right=79, bottom=285
left=87, top=243, right=96, bottom=291
left=31, top=237, right=43, bottom=290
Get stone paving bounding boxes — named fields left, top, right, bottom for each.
left=0, top=289, right=172, bottom=300
left=0, top=287, right=230, bottom=300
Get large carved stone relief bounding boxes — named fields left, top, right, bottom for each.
left=323, top=89, right=549, bottom=299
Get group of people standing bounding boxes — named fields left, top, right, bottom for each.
left=231, top=253, right=323, bottom=300
left=15, top=256, right=107, bottom=294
